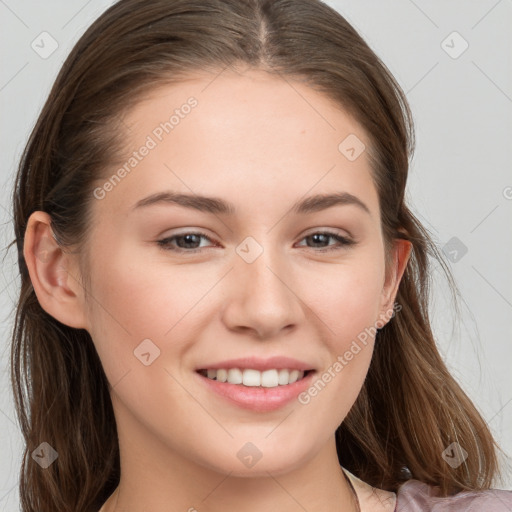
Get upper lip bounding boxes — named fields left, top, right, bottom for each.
left=196, top=356, right=315, bottom=372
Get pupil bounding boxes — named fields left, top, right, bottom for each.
left=311, top=234, right=327, bottom=246
left=182, top=234, right=199, bottom=248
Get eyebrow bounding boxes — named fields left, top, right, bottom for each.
left=131, top=191, right=371, bottom=216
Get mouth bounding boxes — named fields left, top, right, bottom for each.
left=196, top=368, right=314, bottom=388
left=195, top=367, right=317, bottom=412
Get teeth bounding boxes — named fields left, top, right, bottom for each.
left=201, top=368, right=307, bottom=387
left=243, top=369, right=261, bottom=387
left=227, top=368, right=243, bottom=384
left=288, top=369, right=300, bottom=384
left=278, top=369, right=290, bottom=385
left=217, top=369, right=228, bottom=382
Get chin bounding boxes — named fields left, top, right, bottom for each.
left=194, top=445, right=310, bottom=478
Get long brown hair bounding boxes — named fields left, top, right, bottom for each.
left=9, top=0, right=507, bottom=510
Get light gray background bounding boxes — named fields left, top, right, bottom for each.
left=1, top=0, right=511, bottom=508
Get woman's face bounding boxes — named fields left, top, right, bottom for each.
left=79, top=67, right=407, bottom=476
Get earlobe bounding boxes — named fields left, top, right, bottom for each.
left=23, top=211, right=88, bottom=330
left=378, top=238, right=412, bottom=327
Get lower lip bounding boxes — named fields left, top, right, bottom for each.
left=196, top=370, right=316, bottom=412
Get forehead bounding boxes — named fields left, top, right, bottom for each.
left=95, top=68, right=379, bottom=220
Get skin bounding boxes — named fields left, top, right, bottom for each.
left=24, top=67, right=411, bottom=512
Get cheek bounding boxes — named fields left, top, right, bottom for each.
left=303, top=256, right=385, bottom=342
left=87, top=245, right=196, bottom=333
left=298, top=254, right=384, bottom=404
left=297, top=264, right=381, bottom=428
left=83, top=250, right=165, bottom=377
left=84, top=245, right=221, bottom=379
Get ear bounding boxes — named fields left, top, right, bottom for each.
left=377, top=237, right=412, bottom=328
left=23, top=211, right=89, bottom=330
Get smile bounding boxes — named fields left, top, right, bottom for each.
left=197, top=368, right=312, bottom=387
left=195, top=368, right=316, bottom=412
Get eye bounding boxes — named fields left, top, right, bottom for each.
left=156, top=230, right=355, bottom=254
left=295, top=231, right=356, bottom=252
left=157, top=231, right=216, bottom=253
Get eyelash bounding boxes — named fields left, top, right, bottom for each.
left=156, top=230, right=356, bottom=254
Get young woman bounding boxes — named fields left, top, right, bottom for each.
left=9, top=0, right=511, bottom=511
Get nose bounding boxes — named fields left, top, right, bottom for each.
left=221, top=245, right=304, bottom=339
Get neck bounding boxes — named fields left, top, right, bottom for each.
left=100, top=427, right=359, bottom=512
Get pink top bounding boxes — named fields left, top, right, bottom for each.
left=395, top=478, right=512, bottom=511
left=342, top=467, right=512, bottom=511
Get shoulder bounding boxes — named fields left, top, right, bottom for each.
left=342, top=467, right=396, bottom=511
left=396, top=479, right=512, bottom=511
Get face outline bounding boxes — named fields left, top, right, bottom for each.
left=24, top=67, right=410, bottom=488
